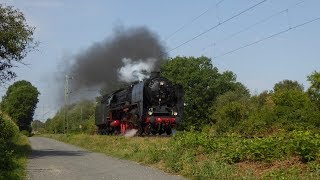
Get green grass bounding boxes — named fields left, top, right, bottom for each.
left=43, top=132, right=320, bottom=179
left=0, top=134, right=31, bottom=180
left=42, top=134, right=169, bottom=165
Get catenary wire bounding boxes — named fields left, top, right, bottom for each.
left=163, top=0, right=268, bottom=56
left=216, top=0, right=226, bottom=6
left=213, top=17, right=320, bottom=59
left=202, top=0, right=306, bottom=52
left=164, top=0, right=228, bottom=41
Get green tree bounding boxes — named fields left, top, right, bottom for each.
left=45, top=100, right=96, bottom=134
left=45, top=115, right=64, bottom=134
left=273, top=79, right=304, bottom=92
left=212, top=90, right=251, bottom=133
left=31, top=120, right=45, bottom=133
left=0, top=5, right=37, bottom=83
left=161, top=56, right=248, bottom=129
left=251, top=90, right=273, bottom=109
left=1, top=80, right=39, bottom=131
left=272, top=89, right=320, bottom=129
left=67, top=100, right=95, bottom=133
left=307, top=71, right=320, bottom=109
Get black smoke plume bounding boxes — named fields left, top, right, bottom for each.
left=66, top=26, right=167, bottom=93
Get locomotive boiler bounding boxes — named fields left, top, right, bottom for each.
left=95, top=72, right=183, bottom=135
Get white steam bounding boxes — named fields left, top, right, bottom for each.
left=124, top=129, right=138, bottom=138
left=118, top=58, right=156, bottom=82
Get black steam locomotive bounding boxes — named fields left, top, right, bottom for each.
left=95, top=73, right=183, bottom=135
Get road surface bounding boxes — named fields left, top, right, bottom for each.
left=27, top=137, right=183, bottom=180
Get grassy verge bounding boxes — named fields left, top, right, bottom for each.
left=0, top=134, right=31, bottom=180
left=42, top=134, right=170, bottom=169
left=43, top=132, right=320, bottom=179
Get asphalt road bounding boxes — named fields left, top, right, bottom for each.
left=27, top=137, right=183, bottom=180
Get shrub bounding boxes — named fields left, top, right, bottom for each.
left=20, top=130, right=31, bottom=137
left=290, top=131, right=320, bottom=162
left=220, top=88, right=320, bottom=136
left=225, top=131, right=320, bottom=163
left=169, top=130, right=320, bottom=165
left=0, top=113, right=19, bottom=141
left=0, top=113, right=20, bottom=173
left=0, top=138, right=15, bottom=171
left=83, top=115, right=97, bottom=135
left=272, top=89, right=320, bottom=128
left=212, top=91, right=251, bottom=133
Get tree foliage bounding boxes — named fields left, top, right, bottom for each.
left=161, top=56, right=248, bottom=129
left=212, top=90, right=251, bottom=133
left=1, top=80, right=39, bottom=131
left=272, top=89, right=320, bottom=128
left=0, top=5, right=37, bottom=83
left=0, top=112, right=19, bottom=141
left=45, top=100, right=96, bottom=134
left=31, top=120, right=45, bottom=133
left=0, top=111, right=19, bottom=173
left=307, top=71, right=320, bottom=110
left=273, top=79, right=304, bottom=92
left=211, top=78, right=320, bottom=137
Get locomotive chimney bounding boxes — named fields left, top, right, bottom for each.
left=150, top=71, right=160, bottom=78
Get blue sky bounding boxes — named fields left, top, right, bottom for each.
left=1, top=0, right=320, bottom=120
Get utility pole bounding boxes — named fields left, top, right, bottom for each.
left=81, top=107, right=83, bottom=122
left=64, top=75, right=69, bottom=134
left=42, top=104, right=45, bottom=121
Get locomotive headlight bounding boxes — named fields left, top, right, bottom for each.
left=148, top=108, right=153, bottom=115
left=160, top=81, right=164, bottom=86
left=173, top=111, right=178, bottom=116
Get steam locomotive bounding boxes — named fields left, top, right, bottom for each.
left=95, top=72, right=183, bottom=135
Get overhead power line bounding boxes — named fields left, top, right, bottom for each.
left=164, top=8, right=211, bottom=41
left=215, top=0, right=226, bottom=23
left=164, top=0, right=268, bottom=55
left=213, top=17, right=320, bottom=59
left=216, top=0, right=226, bottom=6
left=202, top=0, right=306, bottom=52
left=164, top=0, right=228, bottom=41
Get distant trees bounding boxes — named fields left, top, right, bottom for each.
left=272, top=88, right=319, bottom=127
left=1, top=80, right=39, bottom=131
left=307, top=71, right=320, bottom=110
left=45, top=100, right=96, bottom=134
left=273, top=79, right=304, bottom=92
left=211, top=90, right=251, bottom=133
left=31, top=120, right=45, bottom=133
left=0, top=4, right=37, bottom=83
left=161, top=56, right=248, bottom=129
left=210, top=77, right=320, bottom=136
